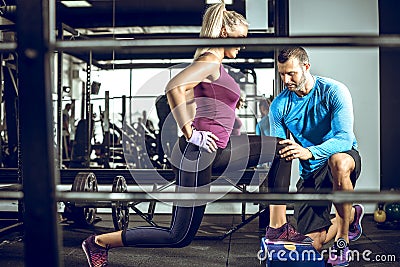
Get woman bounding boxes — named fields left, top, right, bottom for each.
left=82, top=3, right=307, bottom=267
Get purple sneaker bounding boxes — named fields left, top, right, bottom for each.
left=82, top=235, right=110, bottom=267
left=327, top=238, right=350, bottom=266
left=265, top=222, right=313, bottom=243
left=348, top=204, right=364, bottom=241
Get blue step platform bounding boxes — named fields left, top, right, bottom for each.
left=259, top=237, right=325, bottom=266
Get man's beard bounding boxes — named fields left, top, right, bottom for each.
left=293, top=71, right=307, bottom=92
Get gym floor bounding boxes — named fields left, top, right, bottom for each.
left=0, top=212, right=400, bottom=266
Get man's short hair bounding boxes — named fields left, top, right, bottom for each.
left=278, top=47, right=309, bottom=65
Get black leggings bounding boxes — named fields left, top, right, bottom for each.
left=122, top=135, right=291, bottom=248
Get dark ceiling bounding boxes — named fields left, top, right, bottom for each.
left=0, top=0, right=277, bottom=68
left=1, top=0, right=247, bottom=33
left=57, top=0, right=246, bottom=29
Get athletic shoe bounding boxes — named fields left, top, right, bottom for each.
left=265, top=222, right=314, bottom=243
left=327, top=238, right=350, bottom=266
left=82, top=235, right=110, bottom=267
left=348, top=204, right=364, bottom=241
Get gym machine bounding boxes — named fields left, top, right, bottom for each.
left=0, top=166, right=270, bottom=239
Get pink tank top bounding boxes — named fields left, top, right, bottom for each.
left=192, top=64, right=240, bottom=148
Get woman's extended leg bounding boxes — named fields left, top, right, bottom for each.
left=122, top=137, right=213, bottom=248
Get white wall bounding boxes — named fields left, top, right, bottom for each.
left=289, top=0, right=380, bottom=213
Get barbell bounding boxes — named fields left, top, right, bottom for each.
left=61, top=172, right=129, bottom=230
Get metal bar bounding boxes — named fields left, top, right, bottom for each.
left=2, top=190, right=400, bottom=203
left=0, top=168, right=268, bottom=184
left=7, top=67, right=18, bottom=96
left=130, top=206, right=158, bottom=227
left=61, top=23, right=89, bottom=40
left=0, top=191, right=23, bottom=199
left=16, top=0, right=62, bottom=266
left=122, top=95, right=126, bottom=122
left=3, top=63, right=18, bottom=168
left=0, top=184, right=22, bottom=190
left=274, top=0, right=289, bottom=37
left=129, top=69, right=133, bottom=125
left=273, top=0, right=288, bottom=97
left=0, top=55, right=3, bottom=169
left=54, top=36, right=400, bottom=53
left=103, top=91, right=110, bottom=167
left=74, top=202, right=115, bottom=208
left=57, top=22, right=63, bottom=168
left=0, top=42, right=17, bottom=52
left=54, top=191, right=400, bottom=203
left=85, top=52, right=92, bottom=167
left=57, top=191, right=400, bottom=204
left=0, top=221, right=23, bottom=235
left=97, top=61, right=275, bottom=70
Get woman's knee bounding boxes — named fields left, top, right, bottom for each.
left=169, top=231, right=194, bottom=248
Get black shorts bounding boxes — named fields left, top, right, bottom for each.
left=294, top=149, right=362, bottom=235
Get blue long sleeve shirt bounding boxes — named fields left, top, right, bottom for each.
left=269, top=76, right=358, bottom=179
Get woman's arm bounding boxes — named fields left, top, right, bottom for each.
left=165, top=58, right=220, bottom=140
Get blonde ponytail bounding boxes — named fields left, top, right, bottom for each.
left=194, top=3, right=248, bottom=60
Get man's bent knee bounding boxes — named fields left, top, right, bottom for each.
left=328, top=153, right=355, bottom=189
left=328, top=153, right=355, bottom=173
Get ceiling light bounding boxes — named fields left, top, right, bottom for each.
left=206, top=0, right=233, bottom=4
left=61, top=1, right=92, bottom=8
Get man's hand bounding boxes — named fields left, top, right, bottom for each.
left=278, top=139, right=313, bottom=161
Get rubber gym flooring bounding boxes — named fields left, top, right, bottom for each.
left=0, top=212, right=400, bottom=266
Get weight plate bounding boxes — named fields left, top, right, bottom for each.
left=66, top=172, right=98, bottom=226
left=112, top=175, right=129, bottom=230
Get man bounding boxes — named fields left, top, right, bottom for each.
left=267, top=47, right=363, bottom=266
left=255, top=98, right=271, bottom=136
left=62, top=103, right=72, bottom=159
